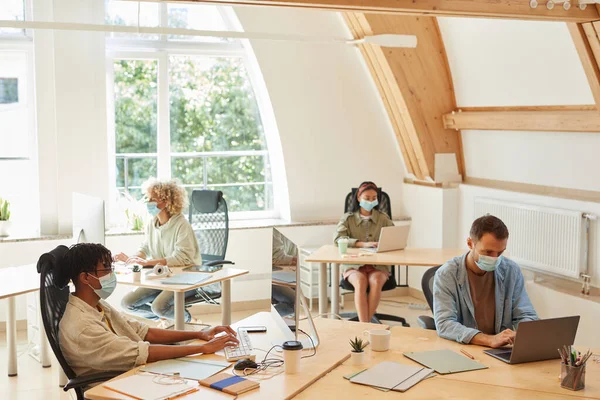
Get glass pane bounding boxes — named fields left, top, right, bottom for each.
left=104, top=0, right=160, bottom=40
left=206, top=155, right=269, bottom=185
left=0, top=52, right=29, bottom=158
left=209, top=184, right=271, bottom=212
left=0, top=0, right=25, bottom=35
left=167, top=4, right=228, bottom=42
left=169, top=56, right=266, bottom=153
left=114, top=59, right=158, bottom=153
left=171, top=157, right=204, bottom=186
left=121, top=157, right=157, bottom=198
left=116, top=157, right=125, bottom=188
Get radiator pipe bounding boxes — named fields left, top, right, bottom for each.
left=581, top=213, right=596, bottom=295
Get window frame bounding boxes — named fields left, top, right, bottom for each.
left=106, top=5, right=279, bottom=223
left=0, top=0, right=40, bottom=231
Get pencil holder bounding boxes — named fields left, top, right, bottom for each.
left=560, top=363, right=586, bottom=391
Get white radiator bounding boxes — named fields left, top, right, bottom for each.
left=474, top=198, right=584, bottom=279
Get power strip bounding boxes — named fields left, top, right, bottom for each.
left=408, top=303, right=430, bottom=310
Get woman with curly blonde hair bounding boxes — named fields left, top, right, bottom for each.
left=116, top=178, right=201, bottom=323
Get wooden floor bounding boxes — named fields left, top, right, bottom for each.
left=0, top=295, right=430, bottom=399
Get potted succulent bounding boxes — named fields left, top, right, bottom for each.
left=132, top=264, right=142, bottom=282
left=0, top=197, right=11, bottom=237
left=349, top=336, right=367, bottom=365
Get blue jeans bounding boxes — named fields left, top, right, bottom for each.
left=121, top=288, right=199, bottom=322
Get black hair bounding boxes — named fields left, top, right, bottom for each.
left=470, top=214, right=509, bottom=242
left=56, top=243, right=113, bottom=288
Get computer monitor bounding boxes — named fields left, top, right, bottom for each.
left=271, top=228, right=319, bottom=349
left=72, top=192, right=105, bottom=245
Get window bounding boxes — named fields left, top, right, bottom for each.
left=106, top=2, right=275, bottom=225
left=0, top=0, right=26, bottom=36
left=0, top=1, right=39, bottom=233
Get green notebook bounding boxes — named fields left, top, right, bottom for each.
left=403, top=349, right=488, bottom=375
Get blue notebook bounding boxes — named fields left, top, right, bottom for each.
left=161, top=272, right=211, bottom=285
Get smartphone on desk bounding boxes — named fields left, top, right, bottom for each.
left=241, top=326, right=267, bottom=333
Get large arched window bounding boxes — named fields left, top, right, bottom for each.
left=105, top=1, right=282, bottom=226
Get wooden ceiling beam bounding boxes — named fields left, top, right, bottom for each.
left=344, top=14, right=463, bottom=181
left=443, top=107, right=600, bottom=132
left=179, top=0, right=599, bottom=22
left=569, top=23, right=600, bottom=109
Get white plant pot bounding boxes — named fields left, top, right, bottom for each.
left=132, top=271, right=142, bottom=282
left=0, top=221, right=12, bottom=237
left=350, top=351, right=366, bottom=366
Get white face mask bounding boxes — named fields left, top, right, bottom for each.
left=87, top=272, right=117, bottom=299
left=473, top=251, right=503, bottom=272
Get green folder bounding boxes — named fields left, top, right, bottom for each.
left=403, top=349, right=488, bottom=375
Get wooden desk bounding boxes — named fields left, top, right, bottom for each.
left=116, top=267, right=249, bottom=330
left=85, top=313, right=384, bottom=400
left=305, top=246, right=465, bottom=317
left=0, top=264, right=51, bottom=376
left=296, top=325, right=600, bottom=399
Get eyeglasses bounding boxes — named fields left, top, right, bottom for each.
left=96, top=266, right=115, bottom=274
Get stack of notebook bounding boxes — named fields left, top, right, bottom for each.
left=346, top=362, right=434, bottom=392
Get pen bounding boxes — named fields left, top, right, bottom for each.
left=461, top=349, right=475, bottom=360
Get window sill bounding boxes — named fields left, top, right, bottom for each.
left=106, top=216, right=412, bottom=236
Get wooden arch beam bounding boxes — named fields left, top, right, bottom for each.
left=345, top=14, right=464, bottom=181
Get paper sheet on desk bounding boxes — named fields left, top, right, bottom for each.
left=104, top=372, right=199, bottom=400
left=349, top=361, right=434, bottom=392
left=142, top=358, right=230, bottom=381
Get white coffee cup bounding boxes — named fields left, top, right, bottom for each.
left=363, top=329, right=391, bottom=352
left=282, top=340, right=303, bottom=374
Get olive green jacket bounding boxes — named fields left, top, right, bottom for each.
left=333, top=209, right=394, bottom=273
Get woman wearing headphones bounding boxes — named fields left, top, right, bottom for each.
left=334, top=181, right=394, bottom=322
left=116, top=178, right=201, bottom=324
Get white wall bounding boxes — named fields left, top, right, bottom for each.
left=33, top=0, right=110, bottom=235
left=438, top=17, right=593, bottom=107
left=234, top=7, right=407, bottom=221
left=403, top=184, right=463, bottom=287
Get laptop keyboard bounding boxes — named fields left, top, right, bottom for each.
left=224, top=329, right=253, bottom=361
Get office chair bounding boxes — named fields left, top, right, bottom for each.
left=340, top=187, right=409, bottom=326
left=38, top=245, right=121, bottom=400
left=416, top=265, right=441, bottom=330
left=186, top=190, right=235, bottom=307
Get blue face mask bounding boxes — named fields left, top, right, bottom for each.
left=88, top=272, right=117, bottom=299
left=359, top=199, right=379, bottom=212
left=146, top=202, right=161, bottom=217
left=475, top=253, right=503, bottom=272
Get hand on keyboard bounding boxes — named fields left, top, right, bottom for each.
left=201, top=333, right=239, bottom=354
left=224, top=330, right=253, bottom=361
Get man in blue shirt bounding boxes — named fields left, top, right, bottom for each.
left=433, top=215, right=538, bottom=348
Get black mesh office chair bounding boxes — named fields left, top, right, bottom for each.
left=416, top=265, right=441, bottom=330
left=186, top=190, right=235, bottom=306
left=37, top=245, right=121, bottom=400
left=339, top=187, right=409, bottom=326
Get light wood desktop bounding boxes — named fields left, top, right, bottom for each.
left=296, top=325, right=600, bottom=399
left=0, top=264, right=52, bottom=377
left=116, top=267, right=249, bottom=330
left=85, top=313, right=384, bottom=400
left=305, top=245, right=465, bottom=317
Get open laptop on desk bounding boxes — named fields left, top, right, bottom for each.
left=361, top=224, right=410, bottom=253
left=484, top=316, right=580, bottom=364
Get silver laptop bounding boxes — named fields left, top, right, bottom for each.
left=362, top=225, right=410, bottom=253
left=484, top=316, right=580, bottom=364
